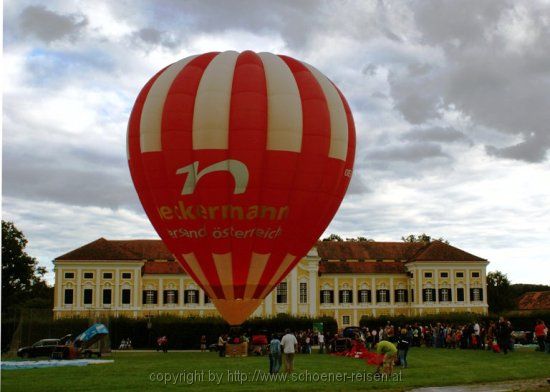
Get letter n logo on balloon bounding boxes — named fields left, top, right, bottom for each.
left=176, top=160, right=249, bottom=195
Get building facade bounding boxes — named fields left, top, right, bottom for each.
left=53, top=238, right=489, bottom=327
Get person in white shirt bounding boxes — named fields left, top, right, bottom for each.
left=280, top=329, right=298, bottom=373
left=318, top=333, right=325, bottom=354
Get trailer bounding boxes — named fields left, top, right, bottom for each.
left=51, top=323, right=109, bottom=360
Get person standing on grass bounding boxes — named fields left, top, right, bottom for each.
left=157, top=336, right=168, bottom=353
left=281, top=329, right=298, bottom=373
left=397, top=328, right=410, bottom=368
left=534, top=320, right=547, bottom=352
left=497, top=317, right=512, bottom=354
left=474, top=322, right=481, bottom=349
left=268, top=334, right=282, bottom=374
left=218, top=334, right=226, bottom=357
left=200, top=335, right=207, bottom=352
left=318, top=332, right=325, bottom=354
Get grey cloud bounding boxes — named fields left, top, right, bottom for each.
left=387, top=1, right=550, bottom=162
left=368, top=143, right=448, bottom=162
left=346, top=173, right=371, bottom=195
left=111, top=0, right=321, bottom=50
left=19, top=5, right=88, bottom=42
left=132, top=27, right=179, bottom=50
left=2, top=145, right=140, bottom=211
left=412, top=0, right=511, bottom=48
left=485, top=133, right=549, bottom=162
left=362, top=63, right=378, bottom=76
left=403, top=127, right=471, bottom=144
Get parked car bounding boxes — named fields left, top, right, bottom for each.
left=512, top=330, right=533, bottom=345
left=342, top=326, right=363, bottom=340
left=17, top=339, right=60, bottom=358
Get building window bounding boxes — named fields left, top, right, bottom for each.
left=358, top=289, right=371, bottom=303
left=103, top=272, right=113, bottom=279
left=339, top=290, right=353, bottom=304
left=395, top=289, right=407, bottom=303
left=64, top=272, right=74, bottom=279
left=411, top=289, right=414, bottom=302
left=320, top=290, right=334, bottom=304
left=472, top=272, right=480, bottom=278
left=204, top=293, right=211, bottom=304
left=64, top=289, right=74, bottom=305
left=83, top=272, right=94, bottom=279
left=457, top=288, right=465, bottom=301
left=122, top=272, right=132, bottom=279
left=299, top=282, right=307, bottom=304
left=122, top=289, right=131, bottom=304
left=439, top=288, right=451, bottom=302
left=83, top=289, right=93, bottom=305
left=423, top=288, right=435, bottom=302
left=164, top=290, right=178, bottom=304
left=276, top=282, right=287, bottom=304
left=184, top=290, right=199, bottom=304
left=342, top=315, right=350, bottom=325
left=440, top=272, right=448, bottom=278
left=103, top=289, right=112, bottom=305
left=456, top=272, right=464, bottom=278
left=377, top=289, right=389, bottom=303
left=143, top=290, right=158, bottom=305
left=470, top=288, right=483, bottom=301
left=424, top=272, right=432, bottom=278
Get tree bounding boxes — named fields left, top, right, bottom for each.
left=322, top=234, right=343, bottom=242
left=401, top=233, right=449, bottom=244
left=345, top=236, right=374, bottom=242
left=486, top=271, right=515, bottom=314
left=1, top=221, right=51, bottom=315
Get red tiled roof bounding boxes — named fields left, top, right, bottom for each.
left=517, top=291, right=550, bottom=310
left=413, top=241, right=486, bottom=262
left=56, top=238, right=175, bottom=261
left=316, top=241, right=425, bottom=261
left=142, top=260, right=186, bottom=275
left=316, top=240, right=485, bottom=262
left=318, top=261, right=406, bottom=275
left=110, top=240, right=175, bottom=261
left=56, top=239, right=486, bottom=277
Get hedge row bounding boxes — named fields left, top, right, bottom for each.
left=4, top=313, right=337, bottom=351
left=359, top=311, right=550, bottom=331
left=110, top=314, right=336, bottom=349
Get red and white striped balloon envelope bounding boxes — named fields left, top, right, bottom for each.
left=127, top=50, right=355, bottom=324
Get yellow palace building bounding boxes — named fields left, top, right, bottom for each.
left=53, top=238, right=489, bottom=327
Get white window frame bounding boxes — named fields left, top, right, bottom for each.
left=276, top=282, right=288, bottom=304
left=379, top=290, right=388, bottom=303
left=360, top=290, right=369, bottom=303
left=397, top=289, right=406, bottom=303
left=299, top=282, right=307, bottom=304
left=440, top=288, right=449, bottom=302
left=472, top=288, right=481, bottom=301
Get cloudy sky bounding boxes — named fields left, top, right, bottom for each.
left=3, top=0, right=550, bottom=285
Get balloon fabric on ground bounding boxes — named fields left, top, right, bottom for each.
left=127, top=50, right=356, bottom=324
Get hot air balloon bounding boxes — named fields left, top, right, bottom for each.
left=127, top=50, right=355, bottom=325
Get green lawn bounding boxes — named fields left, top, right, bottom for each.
left=2, top=348, right=549, bottom=391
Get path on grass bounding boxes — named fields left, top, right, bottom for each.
left=410, top=378, right=550, bottom=392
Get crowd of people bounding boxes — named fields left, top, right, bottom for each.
left=358, top=317, right=549, bottom=355
left=143, top=317, right=549, bottom=376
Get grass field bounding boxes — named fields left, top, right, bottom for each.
left=2, top=347, right=549, bottom=391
